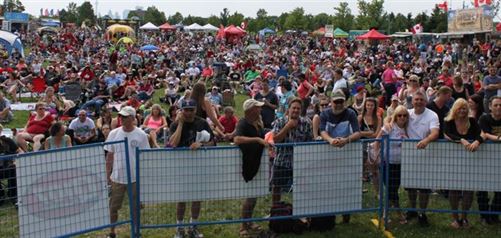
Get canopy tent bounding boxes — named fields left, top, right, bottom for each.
left=333, top=28, right=349, bottom=38
left=0, top=30, right=24, bottom=57
left=258, top=28, right=275, bottom=37
left=37, top=26, right=58, bottom=35
left=106, top=24, right=135, bottom=42
left=159, top=22, right=176, bottom=31
left=224, top=25, right=245, bottom=35
left=185, top=23, right=205, bottom=31
left=116, top=37, right=134, bottom=45
left=356, top=29, right=390, bottom=40
left=140, top=44, right=159, bottom=51
left=139, top=22, right=159, bottom=30
left=312, top=27, right=325, bottom=36
left=202, top=23, right=219, bottom=31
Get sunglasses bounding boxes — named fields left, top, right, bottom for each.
left=397, top=114, right=408, bottom=118
left=333, top=100, right=345, bottom=105
left=320, top=103, right=329, bottom=107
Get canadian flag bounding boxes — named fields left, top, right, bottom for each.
left=474, top=0, right=492, bottom=7
left=411, top=23, right=423, bottom=34
left=437, top=1, right=448, bottom=11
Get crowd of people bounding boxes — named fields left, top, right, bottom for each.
left=0, top=25, right=500, bottom=238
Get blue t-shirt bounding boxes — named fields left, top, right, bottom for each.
left=483, top=75, right=501, bottom=99
left=319, top=108, right=360, bottom=138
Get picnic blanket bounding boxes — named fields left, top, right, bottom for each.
left=11, top=103, right=36, bottom=111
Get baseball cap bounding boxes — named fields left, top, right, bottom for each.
left=181, top=99, right=197, bottom=109
left=243, top=99, right=264, bottom=112
left=331, top=89, right=346, bottom=101
left=118, top=106, right=136, bottom=117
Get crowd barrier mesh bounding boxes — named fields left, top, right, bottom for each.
left=0, top=140, right=134, bottom=238
left=135, top=140, right=383, bottom=236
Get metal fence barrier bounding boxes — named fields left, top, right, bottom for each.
left=135, top=140, right=383, bottom=237
left=3, top=137, right=500, bottom=237
left=383, top=138, right=501, bottom=229
left=0, top=140, right=133, bottom=238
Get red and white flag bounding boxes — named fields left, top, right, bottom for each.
left=411, top=23, right=423, bottom=34
left=437, top=1, right=448, bottom=11
left=474, top=0, right=492, bottom=7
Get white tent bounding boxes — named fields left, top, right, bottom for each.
left=184, top=23, right=204, bottom=31
left=139, top=22, right=159, bottom=30
left=202, top=24, right=219, bottom=32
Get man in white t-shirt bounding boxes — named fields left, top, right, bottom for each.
left=405, top=91, right=439, bottom=226
left=69, top=110, right=97, bottom=145
left=104, top=106, right=150, bottom=238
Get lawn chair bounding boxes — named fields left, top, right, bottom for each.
left=62, top=82, right=83, bottom=103
left=222, top=90, right=235, bottom=106
left=31, top=77, right=47, bottom=98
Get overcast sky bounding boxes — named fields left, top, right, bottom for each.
left=21, top=0, right=500, bottom=19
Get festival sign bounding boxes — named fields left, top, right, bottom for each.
left=447, top=5, right=494, bottom=32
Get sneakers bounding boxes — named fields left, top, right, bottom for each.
left=106, top=233, right=116, bottom=238
left=174, top=228, right=185, bottom=238
left=405, top=211, right=418, bottom=221
left=417, top=213, right=429, bottom=227
left=187, top=226, right=204, bottom=238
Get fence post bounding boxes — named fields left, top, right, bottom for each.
left=383, top=135, right=390, bottom=230
left=122, top=137, right=136, bottom=238
left=135, top=147, right=141, bottom=237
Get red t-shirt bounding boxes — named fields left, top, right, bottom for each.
left=218, top=115, right=238, bottom=133
left=26, top=113, right=54, bottom=134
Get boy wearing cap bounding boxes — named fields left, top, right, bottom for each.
left=169, top=99, right=214, bottom=238
left=104, top=106, right=150, bottom=238
left=319, top=89, right=361, bottom=224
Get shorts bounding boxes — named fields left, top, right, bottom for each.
left=271, top=165, right=293, bottom=192
left=109, top=182, right=137, bottom=221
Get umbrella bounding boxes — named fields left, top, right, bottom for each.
left=116, top=37, right=134, bottom=45
left=140, top=44, right=159, bottom=51
left=225, top=25, right=245, bottom=35
left=245, top=44, right=263, bottom=51
left=356, top=29, right=390, bottom=40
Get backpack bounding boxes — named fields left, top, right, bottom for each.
left=309, top=215, right=336, bottom=232
left=268, top=202, right=307, bottom=234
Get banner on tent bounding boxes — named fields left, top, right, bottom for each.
left=293, top=143, right=363, bottom=216
left=325, top=25, right=334, bottom=38
left=401, top=141, right=501, bottom=191
left=16, top=147, right=109, bottom=238
left=138, top=148, right=270, bottom=203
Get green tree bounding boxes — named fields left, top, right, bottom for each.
left=77, top=1, right=95, bottom=26
left=207, top=15, right=220, bottom=26
left=250, top=8, right=271, bottom=32
left=59, top=2, right=78, bottom=24
left=355, top=0, right=385, bottom=29
left=220, top=8, right=230, bottom=26
left=284, top=7, right=307, bottom=30
left=168, top=12, right=183, bottom=24
left=276, top=13, right=289, bottom=32
left=228, top=11, right=245, bottom=26
left=4, top=0, right=25, bottom=12
left=332, top=2, right=355, bottom=30
left=428, top=6, right=447, bottom=32
left=143, top=6, right=167, bottom=26
left=312, top=13, right=332, bottom=30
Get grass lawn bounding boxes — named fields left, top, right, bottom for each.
left=3, top=89, right=501, bottom=237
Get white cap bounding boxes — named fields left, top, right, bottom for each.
left=118, top=106, right=136, bottom=117
left=243, top=99, right=264, bottom=112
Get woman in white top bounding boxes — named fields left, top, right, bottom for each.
left=374, top=105, right=409, bottom=224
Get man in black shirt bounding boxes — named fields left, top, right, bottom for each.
left=234, top=99, right=268, bottom=236
left=426, top=86, right=452, bottom=139
left=477, top=96, right=501, bottom=224
left=254, top=79, right=278, bottom=129
left=169, top=99, right=214, bottom=238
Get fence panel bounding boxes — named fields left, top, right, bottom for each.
left=0, top=140, right=132, bottom=238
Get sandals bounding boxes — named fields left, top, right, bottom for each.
left=450, top=219, right=461, bottom=229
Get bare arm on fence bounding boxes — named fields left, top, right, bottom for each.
left=106, top=152, right=114, bottom=185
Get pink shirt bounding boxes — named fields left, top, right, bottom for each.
left=382, top=68, right=397, bottom=84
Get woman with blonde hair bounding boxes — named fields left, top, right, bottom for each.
left=142, top=104, right=168, bottom=148
left=444, top=98, right=483, bottom=229
left=373, top=105, right=410, bottom=224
